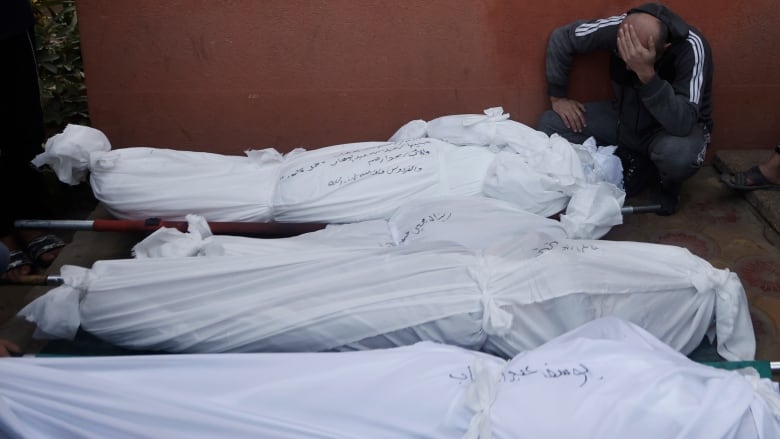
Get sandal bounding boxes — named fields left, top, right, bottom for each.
left=5, top=250, right=34, bottom=274
left=25, top=234, right=66, bottom=268
left=721, top=166, right=780, bottom=191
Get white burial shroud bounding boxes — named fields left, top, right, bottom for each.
left=20, top=222, right=754, bottom=361
left=0, top=318, right=777, bottom=439
left=31, top=107, right=623, bottom=223
left=131, top=195, right=623, bottom=259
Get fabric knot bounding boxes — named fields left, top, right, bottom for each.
left=245, top=148, right=288, bottom=221
left=185, top=214, right=213, bottom=239
left=61, top=265, right=94, bottom=292
left=462, top=107, right=510, bottom=127
left=690, top=259, right=729, bottom=294
left=244, top=148, right=284, bottom=167
left=462, top=108, right=508, bottom=148
left=90, top=151, right=117, bottom=170
left=740, top=368, right=780, bottom=417
left=462, top=358, right=504, bottom=439
left=17, top=265, right=93, bottom=340
left=32, top=125, right=111, bottom=185
left=470, top=258, right=513, bottom=337
left=481, top=292, right=514, bottom=337
left=131, top=218, right=211, bottom=259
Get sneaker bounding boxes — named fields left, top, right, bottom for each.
left=615, top=148, right=655, bottom=196
left=654, top=182, right=681, bottom=216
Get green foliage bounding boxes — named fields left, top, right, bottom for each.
left=33, top=0, right=90, bottom=137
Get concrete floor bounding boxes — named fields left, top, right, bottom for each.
left=1, top=159, right=779, bottom=361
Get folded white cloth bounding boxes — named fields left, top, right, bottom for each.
left=0, top=318, right=776, bottom=438
left=389, top=106, right=623, bottom=188
left=20, top=232, right=754, bottom=361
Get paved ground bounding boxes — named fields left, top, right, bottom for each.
left=1, top=156, right=779, bottom=361
left=609, top=160, right=780, bottom=361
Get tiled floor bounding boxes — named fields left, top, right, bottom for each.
left=1, top=163, right=779, bottom=361
left=607, top=164, right=780, bottom=361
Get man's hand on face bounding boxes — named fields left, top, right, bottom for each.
left=617, top=24, right=656, bottom=84
left=551, top=97, right=587, bottom=133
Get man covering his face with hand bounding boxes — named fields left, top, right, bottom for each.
left=538, top=3, right=713, bottom=215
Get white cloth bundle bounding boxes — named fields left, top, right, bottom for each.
left=389, top=106, right=623, bottom=188
left=389, top=107, right=625, bottom=217
left=0, top=318, right=777, bottom=438
left=390, top=106, right=549, bottom=151
left=20, top=232, right=754, bottom=361
left=131, top=195, right=621, bottom=258
left=31, top=124, right=111, bottom=185
left=33, top=125, right=279, bottom=221
left=33, top=118, right=624, bottom=223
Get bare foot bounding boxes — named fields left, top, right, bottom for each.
left=1, top=235, right=33, bottom=281
left=758, top=163, right=780, bottom=186
left=35, top=247, right=61, bottom=267
left=17, top=231, right=65, bottom=268
left=0, top=339, right=21, bottom=357
left=3, top=263, right=34, bottom=283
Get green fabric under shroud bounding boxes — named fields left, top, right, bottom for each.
left=705, top=361, right=773, bottom=379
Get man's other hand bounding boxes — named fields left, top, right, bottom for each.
left=551, top=97, right=587, bottom=133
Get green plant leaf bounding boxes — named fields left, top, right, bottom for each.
left=34, top=0, right=90, bottom=136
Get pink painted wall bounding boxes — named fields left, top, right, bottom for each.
left=76, top=0, right=779, bottom=155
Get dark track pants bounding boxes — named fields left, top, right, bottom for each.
left=537, top=101, right=707, bottom=186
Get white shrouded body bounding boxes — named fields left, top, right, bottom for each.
left=0, top=318, right=776, bottom=438
left=32, top=108, right=624, bottom=224
left=20, top=231, right=754, bottom=361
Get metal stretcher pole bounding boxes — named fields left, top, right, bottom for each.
left=620, top=204, right=663, bottom=215
left=15, top=218, right=327, bottom=237
left=8, top=204, right=662, bottom=285
left=0, top=274, right=63, bottom=286
left=17, top=204, right=664, bottom=239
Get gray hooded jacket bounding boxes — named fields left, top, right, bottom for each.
left=545, top=3, right=713, bottom=143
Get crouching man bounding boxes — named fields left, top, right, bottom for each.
left=537, top=3, right=713, bottom=215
